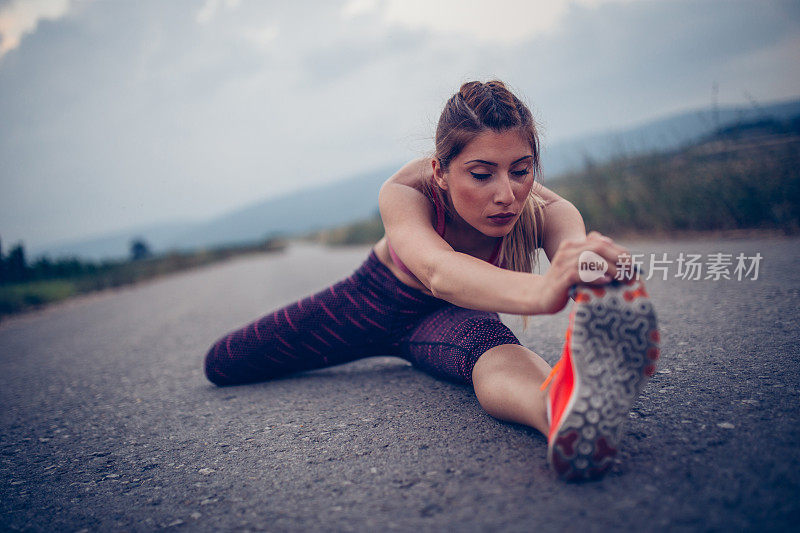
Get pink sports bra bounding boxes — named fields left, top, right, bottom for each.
left=386, top=193, right=505, bottom=278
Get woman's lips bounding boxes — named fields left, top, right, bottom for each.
left=488, top=213, right=515, bottom=225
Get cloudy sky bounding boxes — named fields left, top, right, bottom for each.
left=1, top=0, right=798, bottom=250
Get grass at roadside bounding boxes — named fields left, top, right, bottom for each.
left=0, top=239, right=286, bottom=319
left=0, top=280, right=78, bottom=315
left=554, top=119, right=800, bottom=236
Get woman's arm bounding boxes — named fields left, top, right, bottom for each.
left=378, top=166, right=630, bottom=316
left=378, top=178, right=546, bottom=314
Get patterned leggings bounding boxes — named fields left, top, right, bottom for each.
left=204, top=250, right=522, bottom=387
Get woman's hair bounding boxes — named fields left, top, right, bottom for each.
left=421, top=79, right=546, bottom=276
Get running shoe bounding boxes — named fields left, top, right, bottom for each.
left=540, top=274, right=660, bottom=481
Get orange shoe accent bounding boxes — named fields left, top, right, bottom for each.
left=543, top=309, right=578, bottom=444
left=574, top=293, right=591, bottom=303
left=623, top=283, right=649, bottom=301
left=540, top=358, right=562, bottom=392
left=540, top=319, right=574, bottom=392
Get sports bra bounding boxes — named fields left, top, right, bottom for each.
left=386, top=192, right=506, bottom=278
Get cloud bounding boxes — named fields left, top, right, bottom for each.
left=341, top=0, right=379, bottom=19
left=456, top=0, right=800, bottom=139
left=0, top=0, right=70, bottom=57
left=195, top=0, right=241, bottom=25
left=375, top=0, right=637, bottom=46
left=241, top=23, right=279, bottom=51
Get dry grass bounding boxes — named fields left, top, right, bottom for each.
left=553, top=128, right=800, bottom=236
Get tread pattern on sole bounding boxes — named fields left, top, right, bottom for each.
left=549, top=279, right=660, bottom=481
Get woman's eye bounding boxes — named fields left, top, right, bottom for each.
left=512, top=169, right=530, bottom=178
left=470, top=172, right=491, bottom=180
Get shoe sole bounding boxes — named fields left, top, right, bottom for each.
left=548, top=278, right=660, bottom=481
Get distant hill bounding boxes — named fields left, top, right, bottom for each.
left=31, top=97, right=800, bottom=260
left=31, top=220, right=202, bottom=262
left=541, top=98, right=800, bottom=178
left=170, top=163, right=400, bottom=250
left=31, top=164, right=401, bottom=261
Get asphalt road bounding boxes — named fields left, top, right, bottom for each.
left=1, top=237, right=799, bottom=532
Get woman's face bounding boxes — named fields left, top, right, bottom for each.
left=434, top=128, right=535, bottom=238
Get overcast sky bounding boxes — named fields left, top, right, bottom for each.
left=1, top=0, right=798, bottom=250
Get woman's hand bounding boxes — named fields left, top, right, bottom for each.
left=536, top=231, right=631, bottom=315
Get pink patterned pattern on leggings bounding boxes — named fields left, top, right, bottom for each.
left=204, top=251, right=521, bottom=386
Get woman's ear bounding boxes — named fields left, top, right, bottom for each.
left=432, top=158, right=449, bottom=190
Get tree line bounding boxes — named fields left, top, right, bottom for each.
left=0, top=238, right=152, bottom=285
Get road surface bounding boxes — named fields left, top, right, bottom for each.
left=1, top=237, right=799, bottom=531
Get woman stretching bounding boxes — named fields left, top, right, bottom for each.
left=204, top=80, right=660, bottom=481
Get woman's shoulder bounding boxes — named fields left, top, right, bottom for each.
left=385, top=157, right=433, bottom=192
left=379, top=157, right=443, bottom=237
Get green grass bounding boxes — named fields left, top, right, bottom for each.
left=0, top=280, right=78, bottom=315
left=0, top=239, right=287, bottom=318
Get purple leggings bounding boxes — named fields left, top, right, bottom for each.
left=204, top=250, right=522, bottom=387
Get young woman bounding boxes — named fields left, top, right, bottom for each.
left=204, top=80, right=660, bottom=481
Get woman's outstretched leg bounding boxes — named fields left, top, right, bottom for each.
left=204, top=269, right=395, bottom=386
left=471, top=344, right=551, bottom=435
left=396, top=304, right=551, bottom=433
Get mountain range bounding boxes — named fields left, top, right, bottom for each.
left=31, top=97, right=800, bottom=261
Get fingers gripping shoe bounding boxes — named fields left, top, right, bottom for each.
left=540, top=276, right=660, bottom=481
